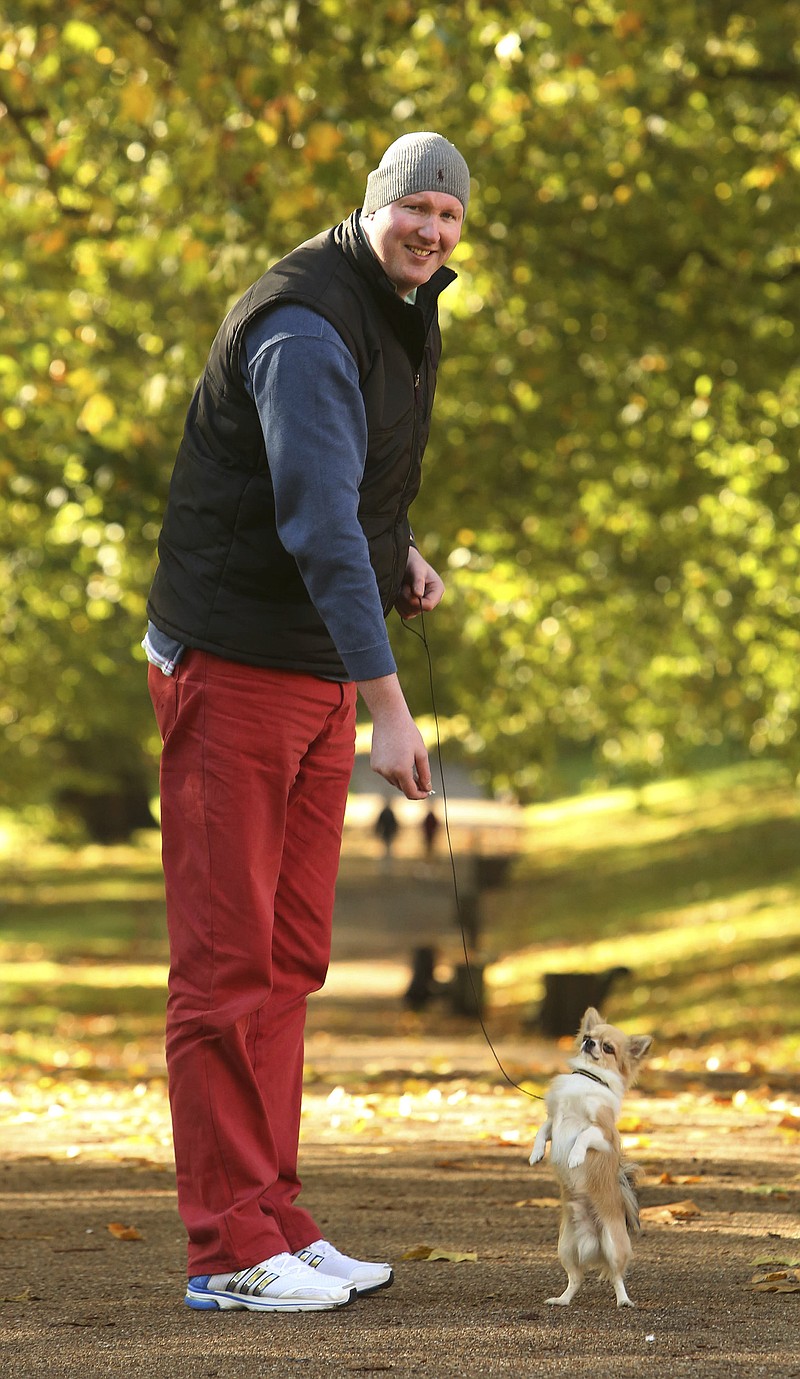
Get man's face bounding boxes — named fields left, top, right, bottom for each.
left=362, top=191, right=464, bottom=298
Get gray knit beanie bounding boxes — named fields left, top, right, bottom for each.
left=363, top=132, right=470, bottom=216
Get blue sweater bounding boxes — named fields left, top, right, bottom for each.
left=145, top=303, right=399, bottom=682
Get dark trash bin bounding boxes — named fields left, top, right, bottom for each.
left=536, top=966, right=631, bottom=1038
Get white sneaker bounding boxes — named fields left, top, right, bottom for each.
left=184, top=1252, right=356, bottom=1311
left=294, top=1239, right=394, bottom=1295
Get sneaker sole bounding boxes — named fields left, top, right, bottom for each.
left=184, top=1287, right=356, bottom=1313
left=352, top=1271, right=394, bottom=1296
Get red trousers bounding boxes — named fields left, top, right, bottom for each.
left=148, top=651, right=356, bottom=1276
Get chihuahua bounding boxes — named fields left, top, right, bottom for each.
left=529, top=1006, right=653, bottom=1307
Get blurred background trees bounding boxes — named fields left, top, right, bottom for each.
left=1, top=0, right=798, bottom=836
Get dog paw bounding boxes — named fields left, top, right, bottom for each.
left=617, top=1297, right=635, bottom=1308
left=529, top=1148, right=544, bottom=1165
left=545, top=1296, right=571, bottom=1306
left=567, top=1149, right=586, bottom=1169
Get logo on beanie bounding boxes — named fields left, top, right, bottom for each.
left=437, top=168, right=444, bottom=182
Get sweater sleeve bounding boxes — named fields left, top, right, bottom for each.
left=243, top=304, right=397, bottom=682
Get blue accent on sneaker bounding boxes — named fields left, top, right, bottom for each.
left=185, top=1276, right=222, bottom=1310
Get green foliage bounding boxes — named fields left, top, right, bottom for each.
left=1, top=0, right=798, bottom=818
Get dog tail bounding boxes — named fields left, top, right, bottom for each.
left=620, top=1161, right=642, bottom=1235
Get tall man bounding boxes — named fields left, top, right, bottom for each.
left=144, top=132, right=469, bottom=1313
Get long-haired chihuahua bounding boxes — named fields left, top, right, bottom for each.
left=529, top=1006, right=653, bottom=1307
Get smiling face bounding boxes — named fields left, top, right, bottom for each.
left=362, top=191, right=464, bottom=298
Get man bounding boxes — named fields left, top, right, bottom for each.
left=144, top=131, right=469, bottom=1313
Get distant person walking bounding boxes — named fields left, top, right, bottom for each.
left=375, top=802, right=400, bottom=860
left=421, top=808, right=440, bottom=860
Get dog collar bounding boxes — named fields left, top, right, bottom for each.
left=572, top=1068, right=609, bottom=1088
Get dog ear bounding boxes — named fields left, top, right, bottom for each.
left=579, top=1007, right=602, bottom=1036
left=628, top=1034, right=653, bottom=1062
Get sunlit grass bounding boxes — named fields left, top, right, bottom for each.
left=480, top=762, right=800, bottom=1069
left=487, top=888, right=800, bottom=1058
left=0, top=834, right=167, bottom=963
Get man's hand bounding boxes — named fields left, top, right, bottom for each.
left=357, top=673, right=432, bottom=800
left=394, top=546, right=445, bottom=620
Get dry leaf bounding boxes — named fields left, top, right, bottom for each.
left=778, top=1115, right=800, bottom=1133
left=657, top=1172, right=703, bottom=1185
left=617, top=1115, right=650, bottom=1133
left=640, top=1199, right=701, bottom=1225
left=514, top=1197, right=560, bottom=1209
left=750, top=1268, right=800, bottom=1293
left=400, top=1245, right=477, bottom=1263
left=107, top=1222, right=143, bottom=1242
left=400, top=1244, right=435, bottom=1260
left=425, top=1249, right=478, bottom=1263
left=0, top=1288, right=32, bottom=1303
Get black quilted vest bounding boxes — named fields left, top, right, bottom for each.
left=147, top=212, right=455, bottom=678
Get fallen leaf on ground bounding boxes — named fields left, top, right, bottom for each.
left=657, top=1172, right=703, bottom=1185
left=106, top=1222, right=143, bottom=1241
left=640, top=1199, right=701, bottom=1224
left=617, top=1115, right=651, bottom=1133
left=752, top=1256, right=800, bottom=1268
left=400, top=1245, right=477, bottom=1263
left=0, top=1288, right=32, bottom=1303
left=514, top=1197, right=560, bottom=1209
left=778, top=1115, right=800, bottom=1133
left=749, top=1268, right=800, bottom=1293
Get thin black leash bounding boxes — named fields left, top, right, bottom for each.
left=401, top=604, right=544, bottom=1103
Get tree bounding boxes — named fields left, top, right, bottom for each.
left=1, top=0, right=798, bottom=830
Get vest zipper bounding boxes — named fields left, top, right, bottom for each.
left=389, top=368, right=422, bottom=601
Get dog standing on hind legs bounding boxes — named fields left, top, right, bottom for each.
left=529, top=1007, right=653, bottom=1307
